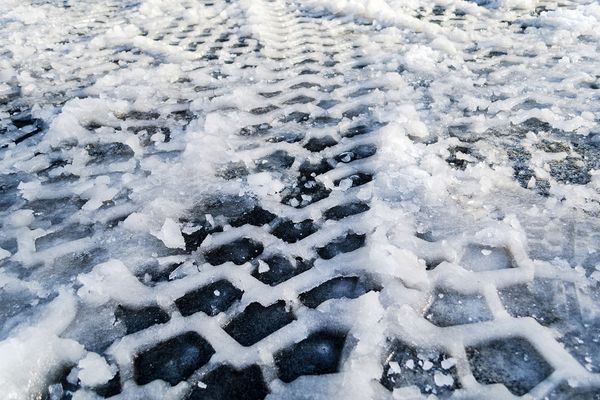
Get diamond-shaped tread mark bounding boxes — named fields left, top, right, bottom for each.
left=299, top=276, right=379, bottom=308
left=86, top=142, right=134, bottom=164
left=293, top=58, right=317, bottom=66
left=250, top=105, right=279, bottom=115
left=217, top=162, right=248, bottom=180
left=204, top=238, right=264, bottom=265
left=229, top=206, right=276, bottom=228
left=335, top=144, right=377, bottom=163
left=349, top=86, right=381, bottom=98
left=255, top=150, right=295, bottom=172
left=181, top=196, right=274, bottom=251
left=224, top=301, right=295, bottom=347
left=546, top=382, right=600, bottom=400
left=342, top=104, right=373, bottom=119
left=298, top=159, right=334, bottom=177
left=282, top=174, right=332, bottom=208
left=115, top=305, right=170, bottom=335
left=303, top=136, right=338, bottom=152
left=460, top=244, right=515, bottom=272
left=498, top=279, right=579, bottom=326
left=426, top=291, right=492, bottom=327
left=239, top=123, right=272, bottom=136
left=280, top=111, right=310, bottom=123
left=188, top=194, right=255, bottom=221
left=186, top=195, right=274, bottom=232
left=313, top=115, right=341, bottom=127
left=188, top=365, right=269, bottom=400
left=324, top=202, right=370, bottom=221
left=342, top=122, right=385, bottom=138
left=466, top=338, right=553, bottom=396
left=270, top=219, right=317, bottom=243
left=267, top=131, right=305, bottom=144
left=334, top=173, right=373, bottom=188
left=175, top=280, right=243, bottom=317
left=284, top=95, right=315, bottom=105
left=317, top=99, right=339, bottom=110
left=134, top=332, right=215, bottom=386
left=317, top=232, right=366, bottom=260
left=289, top=81, right=321, bottom=90
left=381, top=340, right=460, bottom=396
left=258, top=91, right=281, bottom=98
left=275, top=331, right=346, bottom=383
left=252, top=255, right=312, bottom=286
left=119, top=111, right=160, bottom=120
left=182, top=224, right=223, bottom=253
left=149, top=262, right=184, bottom=283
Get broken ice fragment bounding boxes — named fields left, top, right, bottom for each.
left=77, top=352, right=117, bottom=387
left=434, top=371, right=454, bottom=387
left=441, top=358, right=456, bottom=369
left=153, top=218, right=186, bottom=249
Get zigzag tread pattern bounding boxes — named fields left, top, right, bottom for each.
left=0, top=1, right=599, bottom=400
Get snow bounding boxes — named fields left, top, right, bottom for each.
left=0, top=292, right=84, bottom=400
left=0, top=0, right=599, bottom=398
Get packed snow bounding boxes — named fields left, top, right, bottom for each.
left=0, top=0, right=599, bottom=399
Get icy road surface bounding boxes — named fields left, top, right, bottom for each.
left=1, top=0, right=600, bottom=399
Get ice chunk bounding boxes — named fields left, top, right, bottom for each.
left=77, top=352, right=117, bottom=387
left=0, top=247, right=10, bottom=260
left=77, top=260, right=152, bottom=306
left=433, top=371, right=454, bottom=387
left=152, top=218, right=186, bottom=249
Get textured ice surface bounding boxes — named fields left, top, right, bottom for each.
left=1, top=0, right=600, bottom=399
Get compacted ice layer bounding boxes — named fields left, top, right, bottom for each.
left=0, top=0, right=600, bottom=399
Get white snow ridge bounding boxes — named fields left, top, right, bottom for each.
left=1, top=0, right=599, bottom=399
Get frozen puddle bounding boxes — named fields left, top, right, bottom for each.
left=1, top=0, right=600, bottom=399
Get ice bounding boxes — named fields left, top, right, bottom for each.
left=153, top=218, right=186, bottom=250
left=76, top=352, right=117, bottom=387
left=257, top=259, right=270, bottom=273
left=77, top=260, right=153, bottom=307
left=1, top=0, right=600, bottom=398
left=433, top=371, right=454, bottom=387
left=440, top=358, right=456, bottom=370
